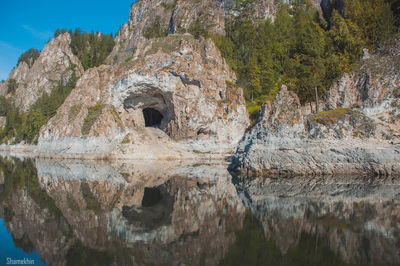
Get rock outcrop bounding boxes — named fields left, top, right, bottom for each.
left=111, top=0, right=322, bottom=63
left=0, top=33, right=83, bottom=112
left=37, top=12, right=249, bottom=158
left=0, top=0, right=333, bottom=158
left=232, top=36, right=400, bottom=177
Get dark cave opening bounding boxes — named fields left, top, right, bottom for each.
left=143, top=108, right=163, bottom=127
left=141, top=187, right=163, bottom=207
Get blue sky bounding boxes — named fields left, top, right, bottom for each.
left=0, top=0, right=134, bottom=80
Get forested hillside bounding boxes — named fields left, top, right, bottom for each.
left=0, top=73, right=77, bottom=144
left=212, top=0, right=397, bottom=119
left=0, top=29, right=114, bottom=144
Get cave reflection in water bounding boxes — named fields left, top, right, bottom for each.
left=0, top=155, right=399, bottom=266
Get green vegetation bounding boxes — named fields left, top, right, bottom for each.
left=55, top=28, right=115, bottom=70
left=145, top=35, right=193, bottom=55
left=143, top=16, right=168, bottom=39
left=80, top=182, right=101, bottom=213
left=214, top=0, right=397, bottom=118
left=7, top=79, right=18, bottom=94
left=66, top=242, right=114, bottom=266
left=70, top=29, right=114, bottom=70
left=82, top=104, right=104, bottom=135
left=17, top=48, right=40, bottom=67
left=308, top=108, right=376, bottom=137
left=160, top=1, right=176, bottom=10
left=188, top=18, right=209, bottom=39
left=219, top=211, right=353, bottom=266
left=68, top=104, right=82, bottom=122
left=121, top=136, right=131, bottom=144
left=0, top=27, right=113, bottom=143
left=0, top=157, right=64, bottom=220
left=0, top=73, right=78, bottom=144
left=308, top=108, right=351, bottom=125
left=119, top=172, right=130, bottom=180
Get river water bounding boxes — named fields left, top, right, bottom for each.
left=0, top=155, right=399, bottom=266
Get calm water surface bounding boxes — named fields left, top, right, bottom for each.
left=0, top=155, right=399, bottom=266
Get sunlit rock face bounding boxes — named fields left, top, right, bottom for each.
left=0, top=33, right=83, bottom=112
left=35, top=0, right=258, bottom=159
left=38, top=36, right=249, bottom=158
left=232, top=36, right=400, bottom=177
left=112, top=0, right=322, bottom=63
left=0, top=157, right=244, bottom=266
left=237, top=176, right=400, bottom=266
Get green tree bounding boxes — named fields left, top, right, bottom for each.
left=7, top=79, right=18, bottom=94
left=188, top=18, right=208, bottom=39
left=69, top=28, right=115, bottom=70
left=0, top=72, right=78, bottom=144
left=17, top=48, right=40, bottom=67
left=143, top=16, right=168, bottom=39
left=344, top=0, right=395, bottom=47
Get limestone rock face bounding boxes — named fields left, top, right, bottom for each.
left=325, top=44, right=400, bottom=111
left=232, top=37, right=400, bottom=177
left=1, top=33, right=83, bottom=112
left=38, top=35, right=249, bottom=157
left=111, top=0, right=323, bottom=63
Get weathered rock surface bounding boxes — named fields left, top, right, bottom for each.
left=111, top=0, right=322, bottom=63
left=1, top=0, right=333, bottom=159
left=38, top=33, right=249, bottom=158
left=0, top=33, right=83, bottom=111
left=232, top=37, right=400, bottom=177
left=0, top=116, right=5, bottom=130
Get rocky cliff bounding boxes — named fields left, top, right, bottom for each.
left=0, top=33, right=83, bottom=112
left=232, top=36, right=400, bottom=177
left=37, top=34, right=249, bottom=158
left=28, top=0, right=265, bottom=159
left=111, top=0, right=322, bottom=63
left=0, top=0, right=337, bottom=158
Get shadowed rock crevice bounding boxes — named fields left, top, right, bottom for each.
left=143, top=108, right=163, bottom=128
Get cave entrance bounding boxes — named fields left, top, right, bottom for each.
left=143, top=108, right=163, bottom=127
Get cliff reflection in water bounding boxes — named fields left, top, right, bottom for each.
left=0, top=156, right=399, bottom=266
left=0, top=156, right=244, bottom=266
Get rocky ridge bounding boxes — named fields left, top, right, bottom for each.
left=37, top=34, right=249, bottom=158
left=0, top=33, right=83, bottom=112
left=232, top=36, right=400, bottom=177
left=111, top=0, right=322, bottom=63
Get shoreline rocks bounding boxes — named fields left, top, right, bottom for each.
left=230, top=36, right=400, bottom=178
